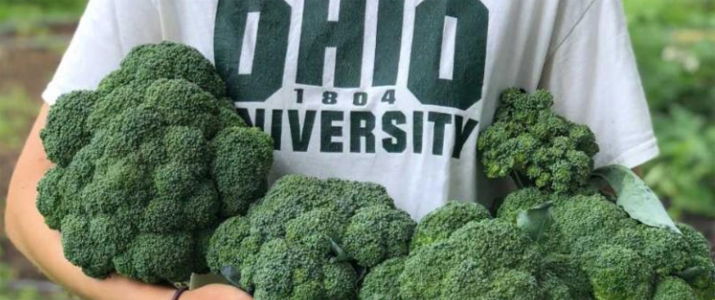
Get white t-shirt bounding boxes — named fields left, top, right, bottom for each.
left=43, top=0, right=659, bottom=220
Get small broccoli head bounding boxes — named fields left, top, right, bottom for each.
left=550, top=194, right=633, bottom=255
left=398, top=218, right=540, bottom=300
left=207, top=175, right=412, bottom=300
left=613, top=226, right=690, bottom=276
left=37, top=42, right=273, bottom=283
left=250, top=239, right=357, bottom=300
left=478, top=89, right=599, bottom=194
left=582, top=245, right=655, bottom=300
left=41, top=90, right=98, bottom=167
left=343, top=205, right=415, bottom=268
left=653, top=277, right=699, bottom=300
left=496, top=188, right=549, bottom=222
left=358, top=257, right=406, bottom=300
left=539, top=254, right=594, bottom=300
left=440, top=263, right=540, bottom=300
left=410, top=201, right=491, bottom=252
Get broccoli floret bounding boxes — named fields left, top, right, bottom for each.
left=343, top=205, right=415, bottom=267
left=539, top=254, right=594, bottom=300
left=613, top=226, right=690, bottom=275
left=358, top=257, right=406, bottom=300
left=549, top=194, right=634, bottom=255
left=478, top=88, right=599, bottom=194
left=582, top=245, right=655, bottom=300
left=410, top=201, right=491, bottom=251
left=496, top=188, right=550, bottom=222
left=206, top=175, right=415, bottom=300
left=37, top=42, right=273, bottom=283
left=251, top=239, right=357, bottom=300
left=398, top=215, right=540, bottom=300
left=441, top=262, right=541, bottom=300
left=653, top=277, right=698, bottom=300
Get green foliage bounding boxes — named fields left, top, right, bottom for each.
left=206, top=175, right=416, bottom=300
left=477, top=89, right=599, bottom=194
left=0, top=88, right=39, bottom=152
left=624, top=0, right=715, bottom=218
left=36, top=42, right=274, bottom=284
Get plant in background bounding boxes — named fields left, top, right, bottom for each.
left=624, top=0, right=715, bottom=219
left=0, top=88, right=39, bottom=152
left=35, top=42, right=274, bottom=284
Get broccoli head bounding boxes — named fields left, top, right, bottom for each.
left=358, top=257, right=406, bottom=300
left=477, top=88, right=599, bottom=194
left=206, top=175, right=415, bottom=300
left=613, top=225, right=690, bottom=275
left=582, top=245, right=655, bottom=300
left=653, top=277, right=699, bottom=300
left=398, top=202, right=541, bottom=300
left=410, top=201, right=491, bottom=252
left=36, top=42, right=273, bottom=283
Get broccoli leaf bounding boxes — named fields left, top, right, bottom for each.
left=592, top=165, right=680, bottom=234
left=220, top=266, right=243, bottom=287
left=516, top=202, right=554, bottom=244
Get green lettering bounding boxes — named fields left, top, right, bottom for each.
left=350, top=111, right=376, bottom=153
left=271, top=110, right=283, bottom=150
left=373, top=0, right=404, bottom=86
left=297, top=0, right=365, bottom=87
left=428, top=112, right=451, bottom=155
left=452, top=115, right=478, bottom=158
left=321, top=110, right=344, bottom=152
left=214, top=0, right=291, bottom=102
left=288, top=110, right=317, bottom=152
left=382, top=111, right=406, bottom=153
left=408, top=0, right=488, bottom=110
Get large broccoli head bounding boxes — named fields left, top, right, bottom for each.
left=37, top=42, right=274, bottom=283
left=206, top=175, right=416, bottom=300
left=477, top=88, right=599, bottom=194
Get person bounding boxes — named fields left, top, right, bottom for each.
left=5, top=0, right=659, bottom=299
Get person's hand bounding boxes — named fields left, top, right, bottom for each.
left=180, top=284, right=253, bottom=300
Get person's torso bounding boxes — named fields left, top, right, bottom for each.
left=150, top=0, right=580, bottom=219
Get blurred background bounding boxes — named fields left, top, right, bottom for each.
left=0, top=0, right=713, bottom=298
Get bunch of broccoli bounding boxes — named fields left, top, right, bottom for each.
left=477, top=88, right=599, bottom=194
left=359, top=88, right=714, bottom=300
left=360, top=192, right=714, bottom=300
left=37, top=42, right=274, bottom=283
left=498, top=188, right=715, bottom=300
left=206, top=175, right=416, bottom=300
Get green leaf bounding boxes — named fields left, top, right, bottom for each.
left=329, top=236, right=350, bottom=263
left=592, top=165, right=680, bottom=234
left=220, top=266, right=242, bottom=287
left=516, top=202, right=554, bottom=244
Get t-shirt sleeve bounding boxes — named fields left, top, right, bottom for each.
left=539, top=0, right=659, bottom=169
left=42, top=0, right=163, bottom=105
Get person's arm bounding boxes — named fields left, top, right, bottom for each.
left=4, top=104, right=251, bottom=300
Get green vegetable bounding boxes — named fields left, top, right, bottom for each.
left=477, top=88, right=599, bottom=194
left=36, top=42, right=273, bottom=283
left=653, top=277, right=699, bottom=300
left=582, top=245, right=655, bottom=300
left=206, top=175, right=415, bottom=300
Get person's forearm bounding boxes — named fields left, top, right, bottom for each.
left=4, top=105, right=174, bottom=300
